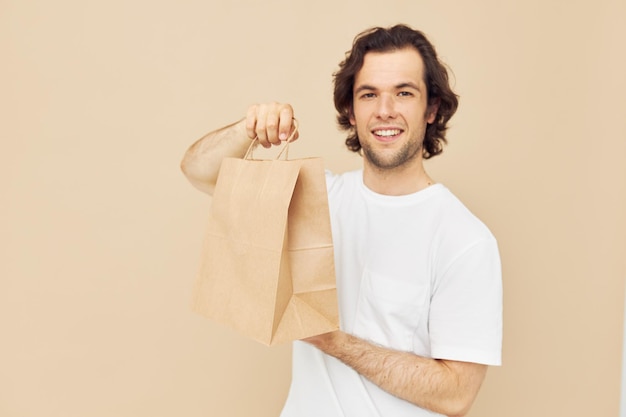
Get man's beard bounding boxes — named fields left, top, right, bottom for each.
left=360, top=135, right=423, bottom=170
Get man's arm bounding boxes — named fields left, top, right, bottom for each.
left=304, top=331, right=487, bottom=417
left=180, top=102, right=297, bottom=194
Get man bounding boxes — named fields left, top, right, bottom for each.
left=181, top=24, right=502, bottom=417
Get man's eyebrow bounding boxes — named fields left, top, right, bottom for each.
left=354, top=84, right=376, bottom=94
left=396, top=82, right=422, bottom=91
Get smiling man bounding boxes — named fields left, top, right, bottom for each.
left=351, top=47, right=438, bottom=194
left=181, top=25, right=502, bottom=417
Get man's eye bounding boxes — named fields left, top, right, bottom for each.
left=360, top=93, right=376, bottom=99
left=398, top=91, right=413, bottom=97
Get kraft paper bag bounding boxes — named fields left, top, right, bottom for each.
left=192, top=136, right=339, bottom=346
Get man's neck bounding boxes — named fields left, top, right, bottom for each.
left=362, top=159, right=434, bottom=196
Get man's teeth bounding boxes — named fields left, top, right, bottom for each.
left=374, top=129, right=401, bottom=137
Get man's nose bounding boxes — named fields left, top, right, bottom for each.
left=376, top=94, right=397, bottom=119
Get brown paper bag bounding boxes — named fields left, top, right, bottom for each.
left=192, top=135, right=339, bottom=346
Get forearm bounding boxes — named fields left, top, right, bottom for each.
left=306, top=331, right=486, bottom=417
left=180, top=118, right=252, bottom=195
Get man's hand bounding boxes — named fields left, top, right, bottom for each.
left=245, top=102, right=299, bottom=148
left=302, top=330, right=342, bottom=350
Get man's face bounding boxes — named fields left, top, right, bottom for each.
left=350, top=47, right=437, bottom=171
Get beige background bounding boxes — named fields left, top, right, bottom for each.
left=2, top=0, right=625, bottom=416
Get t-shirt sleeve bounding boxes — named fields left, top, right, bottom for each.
left=429, top=237, right=503, bottom=365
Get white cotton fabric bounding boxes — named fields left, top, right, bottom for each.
left=280, top=170, right=502, bottom=417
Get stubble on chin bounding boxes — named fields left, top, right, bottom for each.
left=361, top=139, right=423, bottom=170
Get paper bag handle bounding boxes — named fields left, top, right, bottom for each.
left=244, top=118, right=299, bottom=161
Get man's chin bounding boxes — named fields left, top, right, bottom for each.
left=363, top=147, right=415, bottom=171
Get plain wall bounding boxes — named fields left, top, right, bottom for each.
left=2, top=1, right=625, bottom=416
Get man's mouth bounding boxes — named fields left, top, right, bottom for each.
left=372, top=128, right=403, bottom=141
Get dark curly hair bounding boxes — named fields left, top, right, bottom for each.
left=333, top=24, right=459, bottom=159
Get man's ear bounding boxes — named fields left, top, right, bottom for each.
left=427, top=98, right=440, bottom=124
left=349, top=107, right=356, bottom=126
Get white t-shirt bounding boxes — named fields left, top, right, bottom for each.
left=280, top=170, right=502, bottom=417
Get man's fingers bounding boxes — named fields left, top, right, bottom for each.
left=256, top=104, right=272, bottom=147
left=245, top=102, right=297, bottom=148
left=265, top=112, right=281, bottom=146
left=278, top=106, right=296, bottom=142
